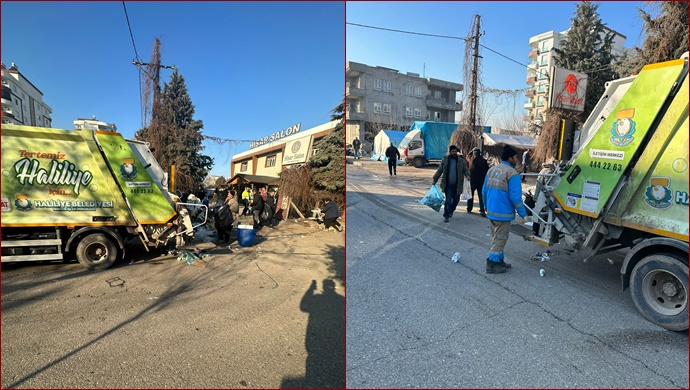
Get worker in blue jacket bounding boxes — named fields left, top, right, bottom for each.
left=482, top=145, right=527, bottom=274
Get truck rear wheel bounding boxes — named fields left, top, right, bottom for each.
left=413, top=157, right=425, bottom=168
left=76, top=233, right=118, bottom=271
left=630, top=253, right=688, bottom=331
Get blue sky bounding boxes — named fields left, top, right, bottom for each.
left=2, top=1, right=345, bottom=177
left=346, top=1, right=648, bottom=127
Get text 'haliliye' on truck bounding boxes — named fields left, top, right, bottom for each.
left=1, top=125, right=203, bottom=270
left=526, top=53, right=689, bottom=331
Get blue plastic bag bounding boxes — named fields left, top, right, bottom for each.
left=418, top=184, right=445, bottom=212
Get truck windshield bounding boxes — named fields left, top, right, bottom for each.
left=408, top=140, right=422, bottom=150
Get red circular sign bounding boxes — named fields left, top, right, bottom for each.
left=565, top=74, right=578, bottom=94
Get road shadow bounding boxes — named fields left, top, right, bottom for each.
left=281, top=278, right=344, bottom=388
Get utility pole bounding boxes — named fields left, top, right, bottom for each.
left=469, top=15, right=484, bottom=153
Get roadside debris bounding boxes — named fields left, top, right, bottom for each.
left=539, top=269, right=545, bottom=277
left=451, top=252, right=460, bottom=263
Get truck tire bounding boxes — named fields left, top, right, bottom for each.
left=76, top=233, right=118, bottom=271
left=629, top=253, right=688, bottom=331
left=413, top=157, right=425, bottom=168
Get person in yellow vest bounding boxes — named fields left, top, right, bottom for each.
left=241, top=187, right=251, bottom=216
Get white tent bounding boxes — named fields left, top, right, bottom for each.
left=373, top=130, right=408, bottom=156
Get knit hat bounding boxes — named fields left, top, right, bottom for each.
left=501, top=145, right=518, bottom=161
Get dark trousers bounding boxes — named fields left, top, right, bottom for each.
left=467, top=181, right=485, bottom=213
left=443, top=184, right=460, bottom=219
left=241, top=199, right=250, bottom=216
left=216, top=224, right=232, bottom=243
left=324, top=217, right=341, bottom=229
left=252, top=209, right=262, bottom=229
left=388, top=160, right=397, bottom=175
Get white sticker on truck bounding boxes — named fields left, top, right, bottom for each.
left=589, top=149, right=625, bottom=160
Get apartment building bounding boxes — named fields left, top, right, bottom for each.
left=1, top=62, right=52, bottom=127
left=346, top=61, right=463, bottom=148
left=524, top=28, right=625, bottom=124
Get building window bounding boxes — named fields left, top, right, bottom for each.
left=415, top=86, right=422, bottom=97
left=540, top=55, right=548, bottom=66
left=435, top=111, right=441, bottom=120
left=373, top=102, right=382, bottom=114
left=265, top=155, right=276, bottom=167
left=346, top=101, right=351, bottom=112
left=426, top=111, right=431, bottom=120
left=384, top=80, right=392, bottom=92
left=538, top=69, right=548, bottom=80
left=374, top=79, right=382, bottom=91
left=537, top=96, right=545, bottom=107
left=383, top=103, right=391, bottom=115
left=405, top=107, right=413, bottom=117
left=414, top=108, right=422, bottom=118
left=406, top=85, right=414, bottom=95
left=434, top=91, right=442, bottom=99
left=240, top=162, right=248, bottom=172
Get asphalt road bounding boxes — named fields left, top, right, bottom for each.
left=2, top=221, right=345, bottom=388
left=345, top=160, right=688, bottom=388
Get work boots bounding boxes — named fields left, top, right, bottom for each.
left=486, top=259, right=507, bottom=274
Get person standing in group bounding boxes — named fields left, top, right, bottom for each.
left=263, top=189, right=277, bottom=228
left=250, top=187, right=264, bottom=230
left=467, top=148, right=490, bottom=217
left=241, top=187, right=251, bottom=216
left=522, top=149, right=531, bottom=183
left=352, top=137, right=361, bottom=159
left=483, top=145, right=528, bottom=274
left=215, top=190, right=238, bottom=244
left=432, top=145, right=470, bottom=223
left=385, top=142, right=401, bottom=176
left=321, top=198, right=342, bottom=232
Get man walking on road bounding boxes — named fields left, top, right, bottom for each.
left=433, top=145, right=470, bottom=223
left=385, top=142, right=401, bottom=176
left=353, top=137, right=361, bottom=159
left=522, top=149, right=531, bottom=182
left=467, top=148, right=489, bottom=217
left=483, top=145, right=527, bottom=274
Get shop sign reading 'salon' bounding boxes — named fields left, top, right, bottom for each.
left=282, top=135, right=313, bottom=166
left=250, top=123, right=301, bottom=149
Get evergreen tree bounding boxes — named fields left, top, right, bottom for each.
left=553, top=1, right=617, bottom=121
left=310, top=100, right=344, bottom=195
left=615, top=2, right=688, bottom=77
left=136, top=70, right=213, bottom=192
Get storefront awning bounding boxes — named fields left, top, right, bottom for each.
left=227, top=173, right=280, bottom=186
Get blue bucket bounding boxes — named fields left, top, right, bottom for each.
left=237, top=227, right=257, bottom=247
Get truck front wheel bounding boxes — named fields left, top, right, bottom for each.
left=76, top=233, right=118, bottom=271
left=413, top=157, right=425, bottom=168
left=630, top=253, right=688, bottom=331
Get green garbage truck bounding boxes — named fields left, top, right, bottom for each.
left=1, top=124, right=202, bottom=270
left=526, top=54, right=689, bottom=331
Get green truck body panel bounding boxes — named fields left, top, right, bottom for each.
left=605, top=74, right=689, bottom=240
left=94, top=131, right=176, bottom=224
left=554, top=59, right=687, bottom=224
left=1, top=125, right=174, bottom=227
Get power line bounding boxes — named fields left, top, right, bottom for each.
left=347, top=21, right=529, bottom=71
left=122, top=1, right=140, bottom=61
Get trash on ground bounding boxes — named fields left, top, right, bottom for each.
left=451, top=252, right=460, bottom=263
left=539, top=269, right=545, bottom=277
left=607, top=258, right=614, bottom=265
left=177, top=249, right=201, bottom=265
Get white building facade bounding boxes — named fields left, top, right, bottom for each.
left=524, top=27, right=625, bottom=124
left=1, top=62, right=52, bottom=127
left=346, top=61, right=463, bottom=148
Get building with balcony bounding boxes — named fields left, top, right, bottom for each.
left=1, top=62, right=52, bottom=127
left=524, top=28, right=625, bottom=125
left=346, top=61, right=463, bottom=149
left=74, top=116, right=117, bottom=132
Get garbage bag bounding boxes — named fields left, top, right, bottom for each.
left=418, top=184, right=444, bottom=212
left=461, top=180, right=471, bottom=200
